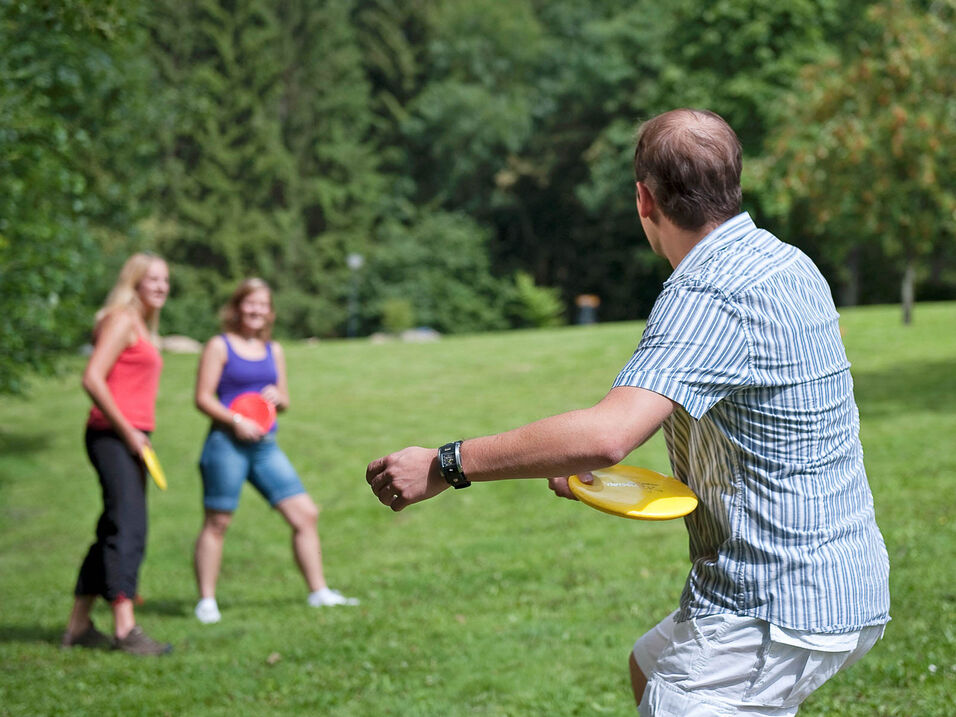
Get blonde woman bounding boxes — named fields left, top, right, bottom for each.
left=62, top=253, right=172, bottom=655
left=192, top=278, right=357, bottom=625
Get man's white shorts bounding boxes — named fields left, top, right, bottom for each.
left=633, top=611, right=884, bottom=716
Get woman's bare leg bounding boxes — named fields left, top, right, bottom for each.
left=66, top=594, right=97, bottom=636
left=194, top=509, right=233, bottom=598
left=275, top=494, right=325, bottom=591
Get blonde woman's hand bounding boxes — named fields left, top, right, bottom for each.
left=123, top=428, right=150, bottom=457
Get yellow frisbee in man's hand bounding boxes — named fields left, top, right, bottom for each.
left=141, top=445, right=167, bottom=491
left=568, top=465, right=697, bottom=520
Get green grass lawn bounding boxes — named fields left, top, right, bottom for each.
left=1, top=302, right=954, bottom=716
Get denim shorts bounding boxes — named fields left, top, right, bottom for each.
left=633, top=610, right=884, bottom=716
left=199, top=428, right=306, bottom=512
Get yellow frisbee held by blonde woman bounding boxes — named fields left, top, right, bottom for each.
left=568, top=465, right=697, bottom=520
left=141, top=445, right=167, bottom=491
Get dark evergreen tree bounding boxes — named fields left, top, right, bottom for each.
left=148, top=0, right=382, bottom=338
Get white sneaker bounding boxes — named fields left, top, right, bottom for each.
left=195, top=598, right=221, bottom=624
left=308, top=588, right=359, bottom=607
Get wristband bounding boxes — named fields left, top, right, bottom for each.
left=438, top=441, right=470, bottom=489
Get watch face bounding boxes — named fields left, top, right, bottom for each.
left=439, top=442, right=469, bottom=487
left=439, top=445, right=458, bottom=477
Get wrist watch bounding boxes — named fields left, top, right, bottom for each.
left=438, top=441, right=471, bottom=489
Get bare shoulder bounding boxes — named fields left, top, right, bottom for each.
left=206, top=334, right=226, bottom=349
left=203, top=334, right=228, bottom=360
left=94, top=307, right=136, bottom=344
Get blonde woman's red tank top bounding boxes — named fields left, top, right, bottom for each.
left=87, top=336, right=163, bottom=431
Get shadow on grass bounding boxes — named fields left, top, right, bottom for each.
left=0, top=430, right=51, bottom=457
left=134, top=595, right=303, bottom=616
left=0, top=624, right=63, bottom=646
left=852, top=358, right=956, bottom=418
left=134, top=598, right=192, bottom=617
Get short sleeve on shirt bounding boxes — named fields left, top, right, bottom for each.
left=613, top=284, right=751, bottom=419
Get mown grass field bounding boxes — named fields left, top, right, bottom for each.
left=1, top=302, right=954, bottom=716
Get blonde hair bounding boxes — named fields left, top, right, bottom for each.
left=220, top=277, right=275, bottom=341
left=95, top=252, right=167, bottom=337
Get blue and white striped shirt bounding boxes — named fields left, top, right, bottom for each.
left=614, top=213, right=890, bottom=633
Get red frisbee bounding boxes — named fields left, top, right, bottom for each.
left=229, top=392, right=276, bottom=432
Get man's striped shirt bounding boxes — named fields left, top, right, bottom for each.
left=613, top=212, right=890, bottom=633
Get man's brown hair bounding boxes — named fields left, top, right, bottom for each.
left=633, top=109, right=742, bottom=231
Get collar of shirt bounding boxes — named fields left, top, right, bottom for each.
left=666, top=212, right=756, bottom=286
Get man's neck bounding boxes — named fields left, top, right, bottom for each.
left=661, top=222, right=718, bottom=269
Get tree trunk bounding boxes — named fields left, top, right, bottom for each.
left=901, top=260, right=915, bottom=324
left=839, top=246, right=860, bottom=306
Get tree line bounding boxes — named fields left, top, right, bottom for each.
left=1, top=0, right=953, bottom=393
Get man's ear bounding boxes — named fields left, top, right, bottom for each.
left=636, top=181, right=656, bottom=219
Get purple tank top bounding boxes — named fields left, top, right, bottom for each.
left=217, top=335, right=278, bottom=433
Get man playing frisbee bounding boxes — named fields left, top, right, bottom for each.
left=366, top=108, right=890, bottom=715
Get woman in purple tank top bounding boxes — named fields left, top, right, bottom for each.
left=192, top=278, right=357, bottom=624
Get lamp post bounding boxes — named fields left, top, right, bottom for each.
left=346, top=252, right=364, bottom=338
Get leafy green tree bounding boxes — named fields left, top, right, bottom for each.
left=362, top=211, right=509, bottom=334
left=487, top=1, right=669, bottom=321
left=504, top=271, right=565, bottom=329
left=397, top=0, right=545, bottom=215
left=555, top=0, right=891, bottom=320
left=379, top=297, right=415, bottom=334
left=495, top=1, right=905, bottom=322
left=0, top=0, right=156, bottom=393
left=758, top=0, right=955, bottom=322
left=651, top=0, right=878, bottom=154
left=355, top=0, right=562, bottom=331
left=379, top=1, right=868, bottom=323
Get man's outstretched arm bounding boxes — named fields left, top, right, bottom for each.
left=366, top=386, right=675, bottom=511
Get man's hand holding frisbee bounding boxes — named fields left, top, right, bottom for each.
left=547, top=473, right=592, bottom=500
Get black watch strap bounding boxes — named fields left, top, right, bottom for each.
left=438, top=441, right=470, bottom=489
